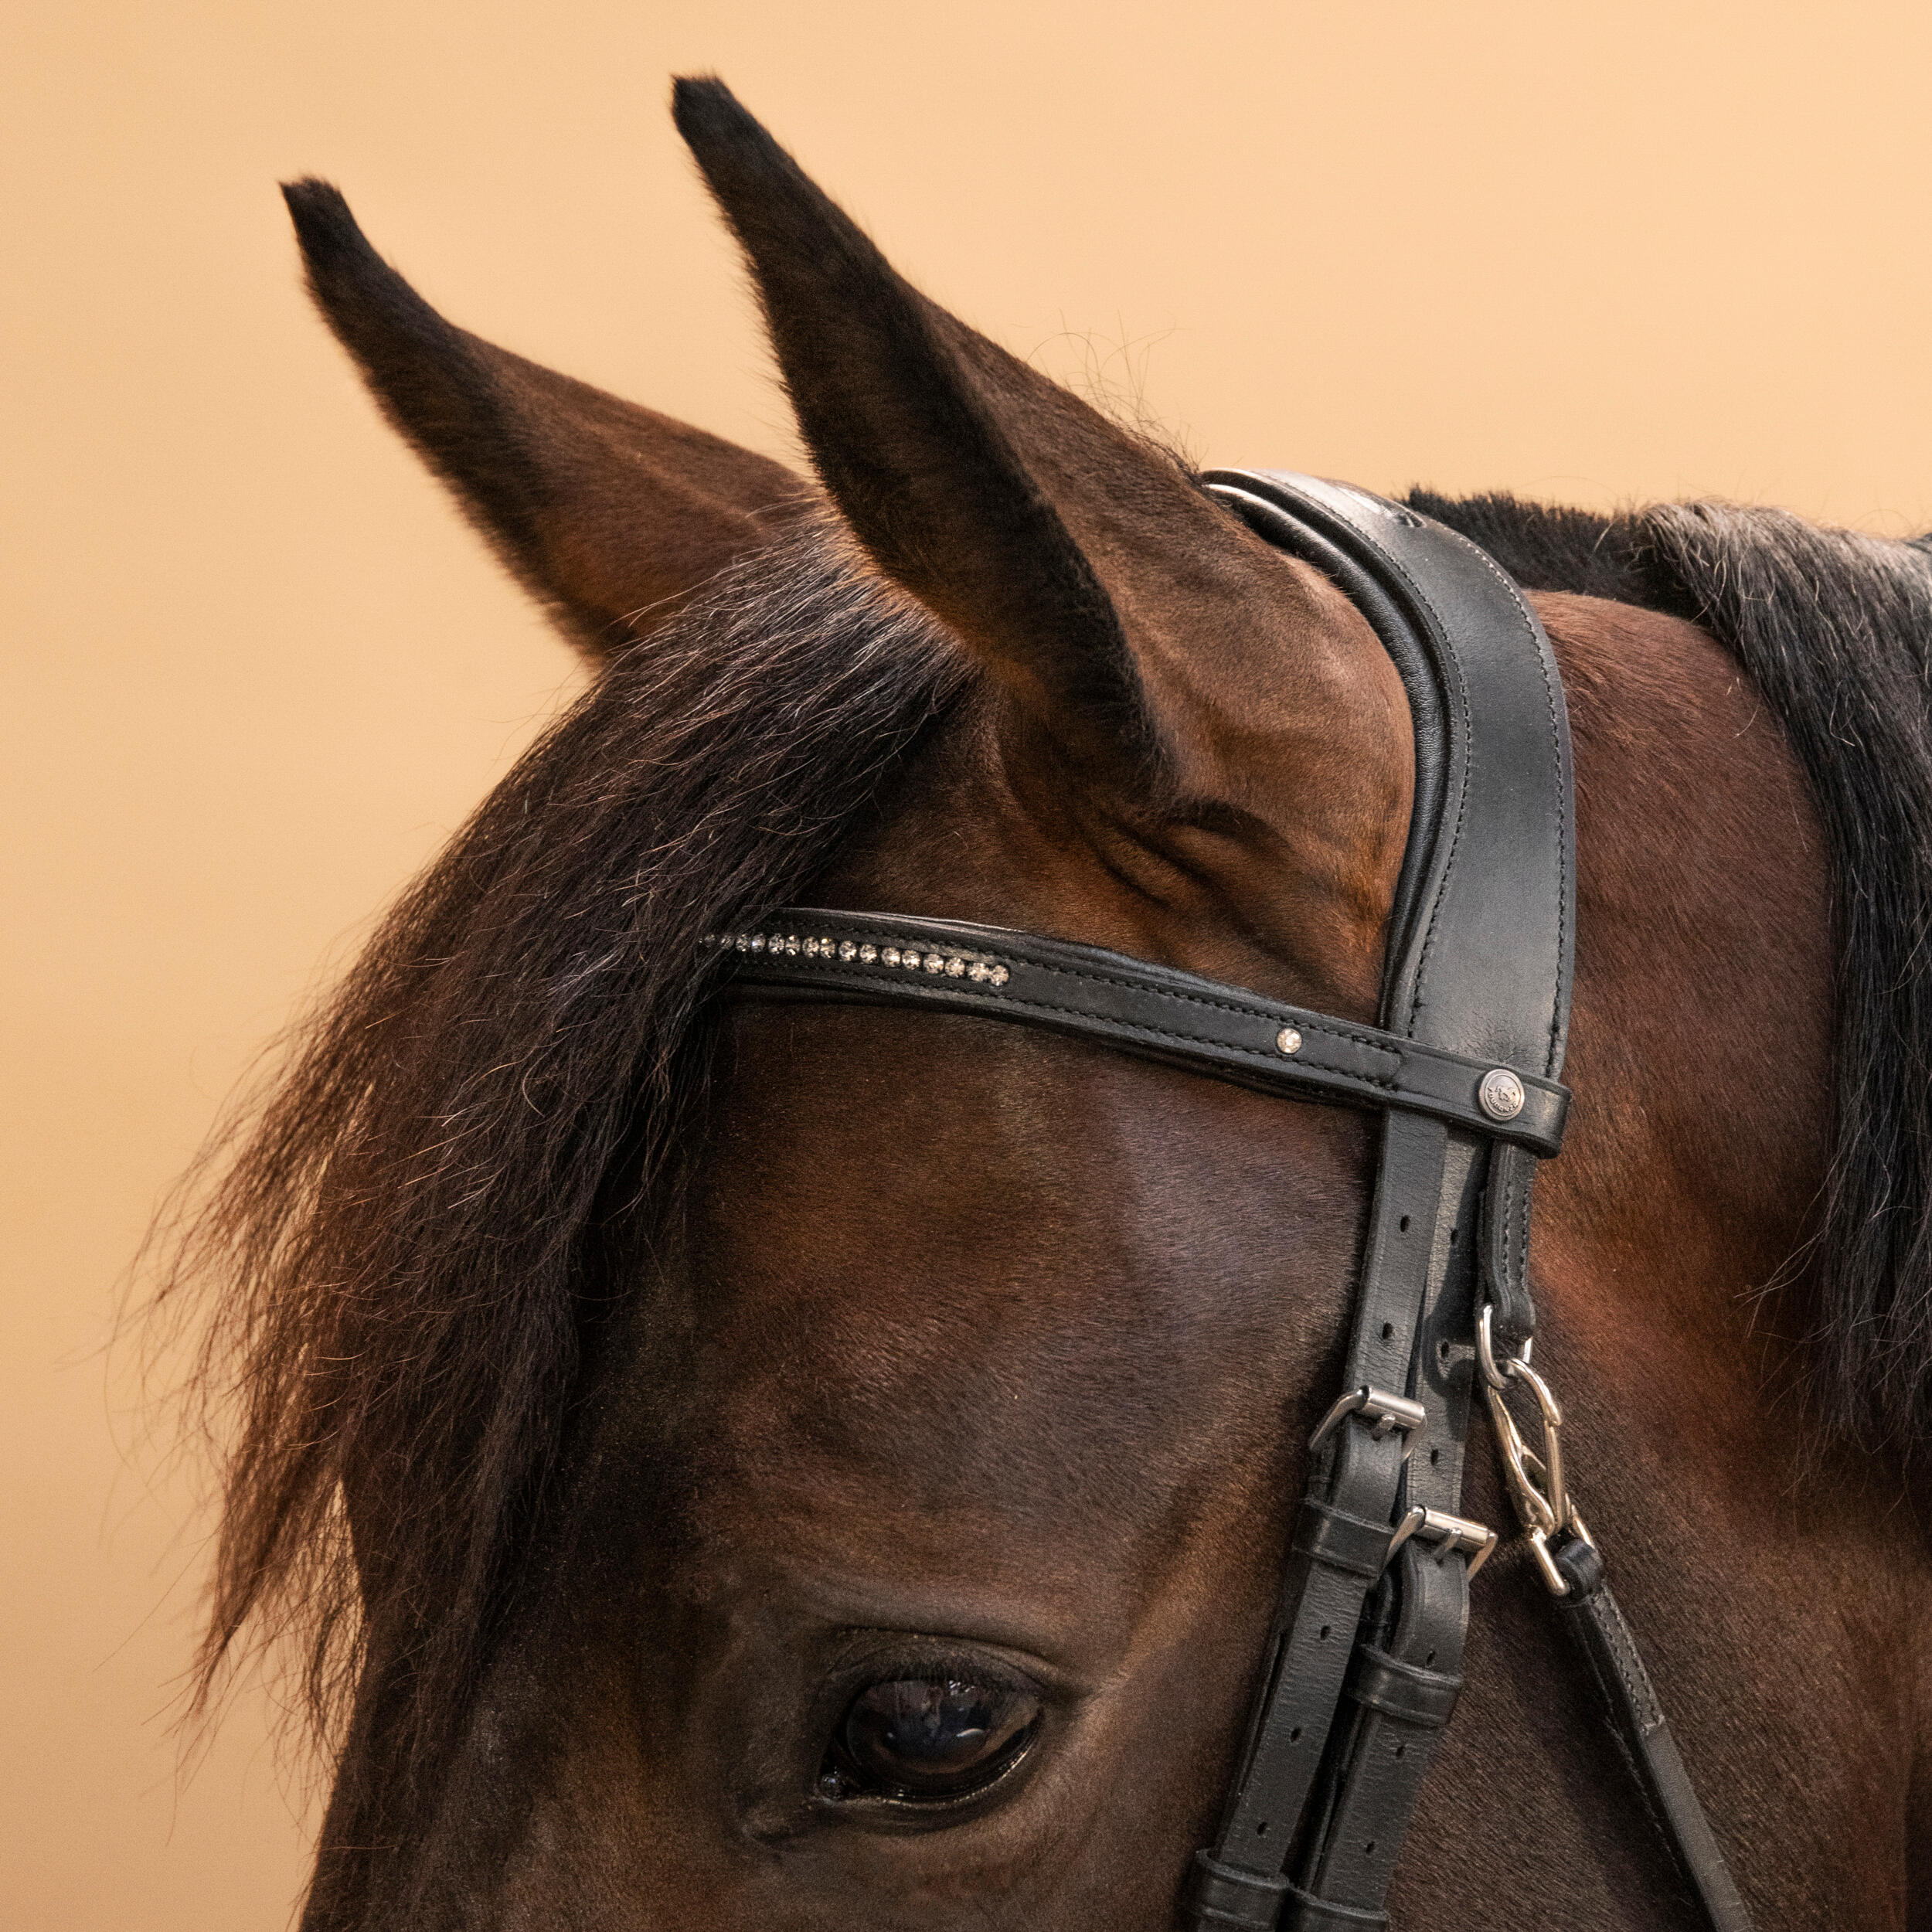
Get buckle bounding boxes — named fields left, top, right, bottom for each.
left=1386, top=1505, right=1498, bottom=1580
left=1308, top=1386, right=1427, bottom=1455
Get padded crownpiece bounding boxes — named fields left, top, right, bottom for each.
left=1203, top=473, right=1575, bottom=1083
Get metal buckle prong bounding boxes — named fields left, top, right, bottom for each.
left=1386, top=1505, right=1498, bottom=1581
left=1308, top=1386, right=1428, bottom=1456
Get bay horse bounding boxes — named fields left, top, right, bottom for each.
left=174, top=77, right=1932, bottom=1929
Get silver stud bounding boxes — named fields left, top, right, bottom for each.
left=925, top=952, right=946, bottom=974
left=859, top=944, right=878, bottom=964
left=967, top=961, right=989, bottom=982
left=882, top=947, right=900, bottom=966
left=769, top=934, right=785, bottom=952
left=946, top=955, right=966, bottom=976
left=989, top=964, right=1010, bottom=988
left=1478, top=1068, right=1526, bottom=1122
left=902, top=949, right=921, bottom=969
left=802, top=937, right=818, bottom=957
left=733, top=934, right=748, bottom=952
left=838, top=940, right=857, bottom=961
left=748, top=934, right=765, bottom=952
left=784, top=935, right=800, bottom=956
left=1277, top=1027, right=1302, bottom=1056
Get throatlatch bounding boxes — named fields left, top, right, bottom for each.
left=705, top=473, right=1753, bottom=1931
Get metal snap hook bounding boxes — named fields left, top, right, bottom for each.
left=1477, top=1303, right=1595, bottom=1594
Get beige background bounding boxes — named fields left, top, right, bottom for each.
left=7, top=3, right=1930, bottom=1926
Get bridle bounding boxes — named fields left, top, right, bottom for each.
left=700, top=471, right=1753, bottom=1931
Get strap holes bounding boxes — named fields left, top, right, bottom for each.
left=1424, top=1649, right=1437, bottom=1667
left=1399, top=1215, right=1411, bottom=1233
left=1437, top=1339, right=1451, bottom=1361
left=1392, top=1743, right=1406, bottom=1759
left=1256, top=1822, right=1268, bottom=1837
left=1428, top=1447, right=1440, bottom=1466
left=1289, top=1726, right=1303, bottom=1743
left=1363, top=1841, right=1376, bottom=1856
left=1318, top=1624, right=1332, bottom=1640
left=1380, top=1321, right=1394, bottom=1341
left=1449, top=1225, right=1458, bottom=1246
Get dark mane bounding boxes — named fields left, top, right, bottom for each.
left=161, top=519, right=962, bottom=1785
left=1413, top=486, right=1932, bottom=1460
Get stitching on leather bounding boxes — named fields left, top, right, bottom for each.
left=1514, top=1162, right=1533, bottom=1312
left=781, top=968, right=1406, bottom=1093
left=1498, top=1152, right=1517, bottom=1298
left=1436, top=529, right=1572, bottom=1079
left=1332, top=536, right=1474, bottom=1042
left=783, top=923, right=1400, bottom=1053
left=1596, top=1594, right=1663, bottom=1735
left=1502, top=1158, right=1517, bottom=1302
left=1023, top=959, right=1392, bottom=1050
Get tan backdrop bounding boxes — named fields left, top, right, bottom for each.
left=8, top=4, right=1930, bottom=1925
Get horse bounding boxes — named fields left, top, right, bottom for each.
left=170, top=76, right=1932, bottom=1929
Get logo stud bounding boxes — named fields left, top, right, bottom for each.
left=1478, top=1068, right=1526, bottom=1122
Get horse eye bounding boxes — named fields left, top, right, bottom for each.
left=821, top=1673, right=1043, bottom=1803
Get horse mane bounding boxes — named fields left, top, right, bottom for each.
left=165, top=475, right=1932, bottom=1800
left=1413, top=487, right=1932, bottom=1462
left=158, top=519, right=963, bottom=1782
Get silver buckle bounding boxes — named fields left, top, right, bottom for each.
left=1386, top=1505, right=1498, bottom=1581
left=1308, top=1385, right=1428, bottom=1456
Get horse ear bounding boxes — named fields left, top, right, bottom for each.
left=670, top=78, right=1407, bottom=816
left=282, top=179, right=810, bottom=668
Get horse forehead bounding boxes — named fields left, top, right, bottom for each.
left=679, top=1004, right=1369, bottom=1529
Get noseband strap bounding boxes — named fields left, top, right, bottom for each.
left=706, top=471, right=1751, bottom=1931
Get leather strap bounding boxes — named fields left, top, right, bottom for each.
left=1549, top=1536, right=1754, bottom=1932
left=1279, top=1134, right=1488, bottom=1927
left=1198, top=1109, right=1449, bottom=1901
left=1288, top=1542, right=1468, bottom=1927
left=707, top=917, right=1569, bottom=1156
left=1202, top=474, right=1576, bottom=1084
left=1185, top=473, right=1572, bottom=1929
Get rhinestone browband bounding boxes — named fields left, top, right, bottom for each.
left=702, top=908, right=1570, bottom=1156
left=703, top=928, right=1011, bottom=986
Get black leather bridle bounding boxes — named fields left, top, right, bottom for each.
left=702, top=472, right=1753, bottom=1930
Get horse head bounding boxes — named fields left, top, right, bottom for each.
left=189, top=77, right=1931, bottom=1932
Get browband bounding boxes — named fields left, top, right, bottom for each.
left=705, top=913, right=1569, bottom=1157
left=701, top=471, right=1750, bottom=1932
